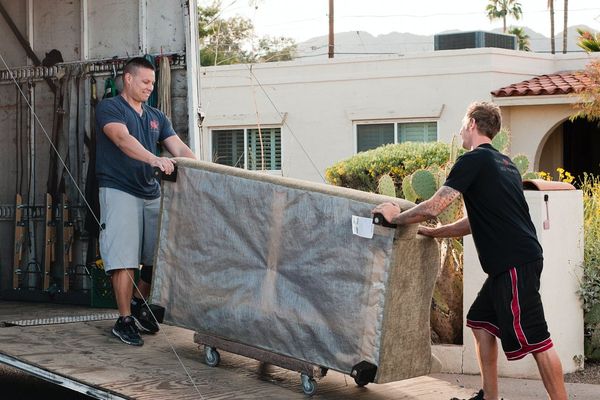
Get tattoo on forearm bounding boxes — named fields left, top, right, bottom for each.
left=392, top=186, right=460, bottom=225
left=430, top=186, right=460, bottom=212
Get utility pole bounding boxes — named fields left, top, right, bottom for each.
left=562, top=0, right=568, bottom=54
left=328, top=0, right=334, bottom=58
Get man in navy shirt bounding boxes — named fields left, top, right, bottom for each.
left=96, top=57, right=195, bottom=346
left=373, top=102, right=567, bottom=400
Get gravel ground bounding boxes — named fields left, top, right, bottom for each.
left=564, top=359, right=600, bottom=384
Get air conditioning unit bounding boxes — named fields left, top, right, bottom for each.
left=434, top=31, right=517, bottom=51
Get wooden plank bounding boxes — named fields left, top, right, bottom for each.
left=43, top=193, right=55, bottom=291
left=61, top=194, right=74, bottom=293
left=12, top=194, right=24, bottom=289
left=194, top=331, right=323, bottom=378
left=0, top=302, right=480, bottom=399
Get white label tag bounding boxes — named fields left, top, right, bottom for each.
left=352, top=215, right=374, bottom=239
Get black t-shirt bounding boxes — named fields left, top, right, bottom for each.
left=444, top=143, right=542, bottom=276
left=95, top=96, right=176, bottom=199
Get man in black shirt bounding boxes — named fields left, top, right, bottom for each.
left=373, top=102, right=567, bottom=400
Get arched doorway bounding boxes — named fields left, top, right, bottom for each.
left=539, top=117, right=600, bottom=181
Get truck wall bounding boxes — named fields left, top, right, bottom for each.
left=0, top=0, right=190, bottom=292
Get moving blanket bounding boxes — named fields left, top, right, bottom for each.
left=152, top=159, right=440, bottom=383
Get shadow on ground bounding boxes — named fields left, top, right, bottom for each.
left=0, top=365, right=93, bottom=399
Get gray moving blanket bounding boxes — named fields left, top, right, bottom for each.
left=151, top=159, right=440, bottom=383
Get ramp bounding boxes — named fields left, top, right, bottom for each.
left=0, top=301, right=481, bottom=399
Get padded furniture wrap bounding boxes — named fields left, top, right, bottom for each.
left=152, top=159, right=439, bottom=383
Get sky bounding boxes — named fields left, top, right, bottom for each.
left=208, top=0, right=600, bottom=42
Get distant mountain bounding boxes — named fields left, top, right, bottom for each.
left=514, top=25, right=592, bottom=53
left=295, top=25, right=595, bottom=60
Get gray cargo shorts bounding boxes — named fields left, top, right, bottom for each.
left=99, top=187, right=160, bottom=273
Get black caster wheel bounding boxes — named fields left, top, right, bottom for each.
left=204, top=345, right=220, bottom=367
left=300, top=373, right=317, bottom=396
left=354, top=376, right=370, bottom=387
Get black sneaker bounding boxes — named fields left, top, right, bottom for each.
left=451, top=390, right=503, bottom=400
left=131, top=298, right=160, bottom=334
left=112, top=316, right=144, bottom=346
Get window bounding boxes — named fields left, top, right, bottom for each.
left=356, top=124, right=394, bottom=153
left=212, top=127, right=282, bottom=171
left=355, top=121, right=438, bottom=152
left=398, top=122, right=437, bottom=143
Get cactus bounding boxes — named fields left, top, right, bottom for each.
left=492, top=128, right=510, bottom=154
left=522, top=171, right=538, bottom=180
left=411, top=169, right=438, bottom=200
left=402, top=175, right=418, bottom=203
left=451, top=238, right=463, bottom=254
left=512, top=154, right=530, bottom=176
left=436, top=168, right=447, bottom=188
left=449, top=135, right=460, bottom=164
left=438, top=197, right=464, bottom=225
left=377, top=173, right=396, bottom=197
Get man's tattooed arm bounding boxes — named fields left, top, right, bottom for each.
left=391, top=186, right=461, bottom=225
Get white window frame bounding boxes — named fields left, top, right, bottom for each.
left=209, top=125, right=283, bottom=173
left=353, top=119, right=439, bottom=154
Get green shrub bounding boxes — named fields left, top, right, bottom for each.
left=580, top=173, right=600, bottom=311
left=325, top=142, right=451, bottom=195
left=579, top=173, right=600, bottom=360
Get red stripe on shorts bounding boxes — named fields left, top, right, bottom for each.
left=505, top=338, right=554, bottom=360
left=510, top=268, right=529, bottom=346
left=505, top=267, right=553, bottom=360
left=466, top=319, right=501, bottom=338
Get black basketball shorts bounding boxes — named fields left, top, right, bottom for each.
left=466, top=259, right=553, bottom=361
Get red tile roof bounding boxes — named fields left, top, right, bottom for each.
left=491, top=72, right=592, bottom=97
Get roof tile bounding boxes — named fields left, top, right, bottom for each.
left=491, top=72, right=592, bottom=97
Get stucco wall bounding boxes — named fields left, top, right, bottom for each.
left=500, top=103, right=576, bottom=172
left=199, top=49, right=597, bottom=183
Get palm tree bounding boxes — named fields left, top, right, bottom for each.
left=577, top=28, right=600, bottom=52
left=562, top=0, right=568, bottom=53
left=509, top=26, right=531, bottom=51
left=548, top=0, right=555, bottom=54
left=486, top=0, right=523, bottom=33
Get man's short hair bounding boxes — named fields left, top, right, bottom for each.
left=465, top=101, right=502, bottom=139
left=123, top=57, right=155, bottom=76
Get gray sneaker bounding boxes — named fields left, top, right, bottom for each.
left=112, top=316, right=144, bottom=346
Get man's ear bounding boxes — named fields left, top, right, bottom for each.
left=469, top=118, right=477, bottom=131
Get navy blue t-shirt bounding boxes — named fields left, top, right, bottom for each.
left=444, top=143, right=542, bottom=276
left=95, top=95, right=176, bottom=199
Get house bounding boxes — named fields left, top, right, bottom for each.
left=199, top=48, right=600, bottom=182
left=199, top=46, right=596, bottom=378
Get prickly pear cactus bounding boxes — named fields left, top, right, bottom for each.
left=411, top=169, right=438, bottom=200
left=449, top=135, right=460, bottom=165
left=377, top=173, right=396, bottom=197
left=522, top=171, right=538, bottom=180
left=438, top=197, right=464, bottom=225
left=512, top=154, right=530, bottom=176
left=402, top=175, right=418, bottom=203
left=492, top=129, right=510, bottom=154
